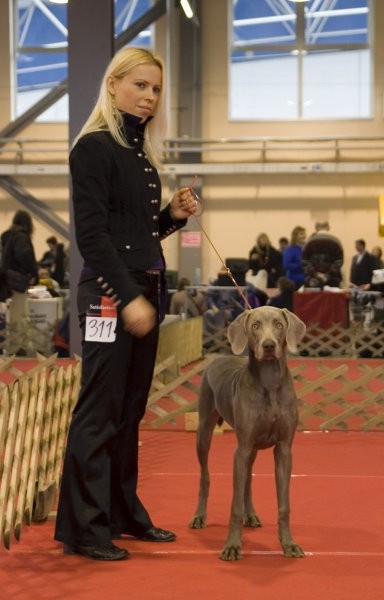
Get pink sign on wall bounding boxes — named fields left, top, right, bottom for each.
left=181, top=231, right=201, bottom=248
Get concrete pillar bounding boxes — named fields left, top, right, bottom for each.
left=67, top=0, right=114, bottom=354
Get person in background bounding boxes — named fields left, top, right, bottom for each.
left=0, top=210, right=38, bottom=355
left=50, top=241, right=66, bottom=288
left=371, top=245, right=384, bottom=268
left=169, top=277, right=206, bottom=318
left=266, top=276, right=296, bottom=312
left=0, top=270, right=11, bottom=303
left=278, top=236, right=289, bottom=254
left=301, top=221, right=343, bottom=288
left=349, top=239, right=380, bottom=289
left=54, top=47, right=198, bottom=562
left=39, top=236, right=67, bottom=288
left=39, top=236, right=59, bottom=268
left=283, top=226, right=306, bottom=289
left=248, top=232, right=283, bottom=288
left=38, top=266, right=60, bottom=296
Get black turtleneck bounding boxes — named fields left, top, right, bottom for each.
left=121, top=112, right=151, bottom=147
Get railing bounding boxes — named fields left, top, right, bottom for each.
left=0, top=137, right=68, bottom=164
left=164, top=135, right=384, bottom=165
left=1, top=136, right=384, bottom=169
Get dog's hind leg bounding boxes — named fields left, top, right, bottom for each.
left=243, top=448, right=262, bottom=528
left=189, top=378, right=219, bottom=530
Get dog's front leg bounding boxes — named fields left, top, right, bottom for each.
left=220, top=446, right=249, bottom=561
left=274, top=442, right=305, bottom=558
left=189, top=407, right=219, bottom=529
left=189, top=460, right=210, bottom=529
left=244, top=448, right=262, bottom=528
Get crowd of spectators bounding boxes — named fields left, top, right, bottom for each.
left=167, top=222, right=384, bottom=338
left=0, top=210, right=69, bottom=356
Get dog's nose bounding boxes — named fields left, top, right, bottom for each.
left=262, top=340, right=276, bottom=353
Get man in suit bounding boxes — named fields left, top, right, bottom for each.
left=349, top=239, right=379, bottom=289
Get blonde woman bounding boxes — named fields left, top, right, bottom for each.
left=54, top=47, right=197, bottom=561
left=248, top=232, right=283, bottom=287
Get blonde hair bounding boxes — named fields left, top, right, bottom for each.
left=73, top=47, right=166, bottom=167
left=256, top=233, right=271, bottom=248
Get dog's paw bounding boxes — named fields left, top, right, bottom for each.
left=189, top=515, right=206, bottom=529
left=282, top=541, right=305, bottom=558
left=220, top=543, right=242, bottom=561
left=244, top=513, right=262, bottom=528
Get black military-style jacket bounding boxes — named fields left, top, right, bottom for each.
left=70, top=113, right=186, bottom=309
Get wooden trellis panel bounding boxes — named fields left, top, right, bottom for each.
left=146, top=355, right=215, bottom=428
left=0, top=316, right=56, bottom=357
left=349, top=322, right=384, bottom=358
left=290, top=321, right=384, bottom=358
left=296, top=362, right=384, bottom=431
left=298, top=324, right=352, bottom=356
left=202, top=320, right=384, bottom=358
left=203, top=323, right=231, bottom=354
left=0, top=356, right=81, bottom=549
left=147, top=358, right=384, bottom=433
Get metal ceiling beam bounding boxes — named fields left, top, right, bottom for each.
left=0, top=84, right=67, bottom=140
left=0, top=175, right=69, bottom=239
left=115, top=0, right=166, bottom=51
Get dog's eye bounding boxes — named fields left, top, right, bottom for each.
left=275, top=321, right=283, bottom=329
left=252, top=322, right=260, bottom=330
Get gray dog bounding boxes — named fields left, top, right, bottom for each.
left=189, top=306, right=306, bottom=561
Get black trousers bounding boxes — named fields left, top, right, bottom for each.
left=54, top=272, right=161, bottom=546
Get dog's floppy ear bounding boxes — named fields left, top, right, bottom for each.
left=281, top=309, right=306, bottom=354
left=227, top=310, right=252, bottom=355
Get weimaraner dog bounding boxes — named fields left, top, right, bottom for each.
left=189, top=306, right=306, bottom=561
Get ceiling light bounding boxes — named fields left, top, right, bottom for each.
left=180, top=0, right=194, bottom=19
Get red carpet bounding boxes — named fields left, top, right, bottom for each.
left=0, top=430, right=383, bottom=600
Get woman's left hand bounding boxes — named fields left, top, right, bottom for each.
left=170, top=187, right=198, bottom=220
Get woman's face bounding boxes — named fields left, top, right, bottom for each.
left=297, top=230, right=306, bottom=245
left=108, top=63, right=162, bottom=122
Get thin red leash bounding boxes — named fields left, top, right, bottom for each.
left=188, top=176, right=252, bottom=310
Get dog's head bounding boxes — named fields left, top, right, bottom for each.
left=227, top=306, right=306, bottom=360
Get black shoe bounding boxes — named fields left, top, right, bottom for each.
left=63, top=542, right=129, bottom=561
left=137, top=527, right=176, bottom=542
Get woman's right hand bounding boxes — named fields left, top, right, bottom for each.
left=120, top=295, right=156, bottom=337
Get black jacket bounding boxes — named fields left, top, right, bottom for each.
left=301, top=232, right=343, bottom=288
left=1, top=228, right=38, bottom=281
left=70, top=114, right=186, bottom=310
left=248, top=245, right=283, bottom=287
left=350, top=252, right=379, bottom=286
